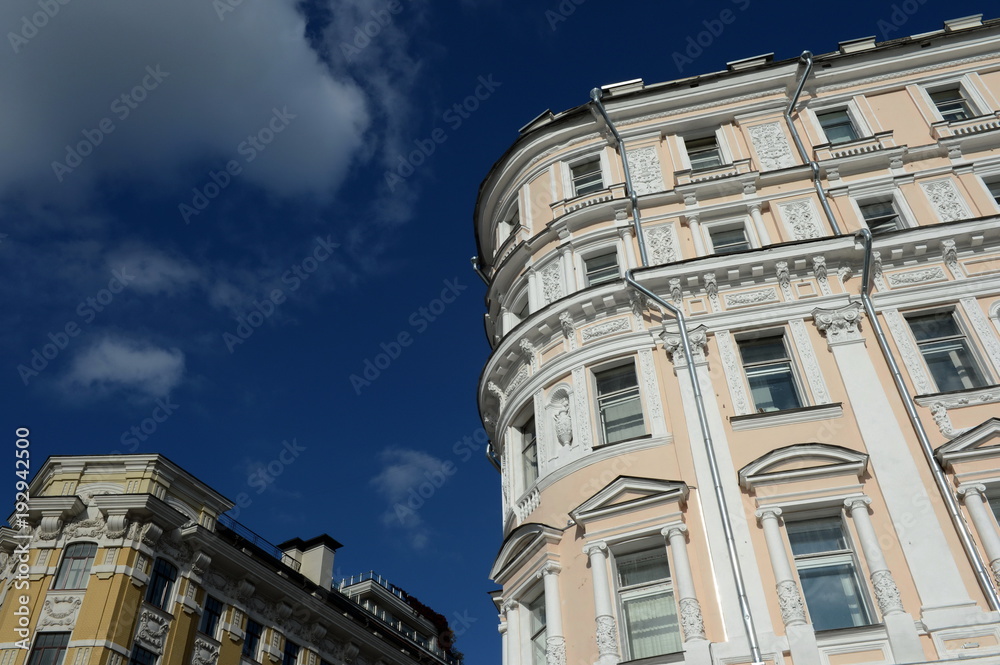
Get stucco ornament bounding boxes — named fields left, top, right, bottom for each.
left=812, top=302, right=864, bottom=345
left=748, top=122, right=796, bottom=170
left=678, top=597, right=706, bottom=641
left=540, top=261, right=563, bottom=305
left=137, top=609, right=171, bottom=651
left=921, top=179, right=971, bottom=222
left=660, top=324, right=709, bottom=367
left=645, top=224, right=677, bottom=265
left=39, top=595, right=83, bottom=628
left=546, top=386, right=574, bottom=446
left=595, top=615, right=619, bottom=656
left=776, top=579, right=807, bottom=625
left=626, top=146, right=664, bottom=195
left=778, top=200, right=821, bottom=239
left=545, top=636, right=567, bottom=665
left=870, top=569, right=904, bottom=615
left=191, top=638, right=220, bottom=665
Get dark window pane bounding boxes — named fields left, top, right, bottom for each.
left=54, top=542, right=97, bottom=590
left=244, top=619, right=263, bottom=659
left=710, top=226, right=751, bottom=254
left=686, top=135, right=723, bottom=171
left=199, top=596, right=224, bottom=636
left=572, top=159, right=604, bottom=196
left=817, top=109, right=859, bottom=144
left=618, top=549, right=670, bottom=587
left=859, top=200, right=900, bottom=235
left=27, top=633, right=70, bottom=665
left=129, top=647, right=158, bottom=665
left=145, top=558, right=177, bottom=610
left=585, top=253, right=619, bottom=285
left=798, top=563, right=870, bottom=630
left=738, top=337, right=788, bottom=365
left=787, top=519, right=848, bottom=556
left=930, top=87, right=972, bottom=122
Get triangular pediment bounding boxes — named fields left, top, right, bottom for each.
left=936, top=418, right=1000, bottom=470
left=490, top=523, right=562, bottom=584
left=739, top=444, right=868, bottom=490
left=569, top=476, right=688, bottom=525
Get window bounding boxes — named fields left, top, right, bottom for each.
left=929, top=86, right=973, bottom=123
left=857, top=199, right=901, bottom=235
left=986, top=180, right=1000, bottom=206
left=53, top=542, right=97, bottom=590
left=989, top=496, right=1000, bottom=523
left=282, top=640, right=300, bottom=665
left=787, top=517, right=871, bottom=631
left=27, top=633, right=70, bottom=665
left=616, top=547, right=682, bottom=658
left=128, top=647, right=157, bottom=665
left=526, top=594, right=546, bottom=665
left=519, top=416, right=538, bottom=488
left=145, top=558, right=177, bottom=610
left=571, top=158, right=604, bottom=197
left=738, top=336, right=803, bottom=412
left=584, top=251, right=619, bottom=286
left=685, top=135, right=723, bottom=171
left=595, top=364, right=645, bottom=444
left=243, top=619, right=264, bottom=660
left=199, top=596, right=225, bottom=637
left=708, top=225, right=751, bottom=255
left=816, top=109, right=860, bottom=145
left=907, top=312, right=988, bottom=392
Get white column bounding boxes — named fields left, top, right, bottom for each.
left=662, top=525, right=706, bottom=642
left=584, top=542, right=620, bottom=665
left=539, top=564, right=565, bottom=665
left=504, top=601, right=520, bottom=665
left=499, top=621, right=509, bottom=665
left=527, top=268, right=539, bottom=313
left=756, top=508, right=820, bottom=665
left=619, top=227, right=638, bottom=270
left=844, top=497, right=924, bottom=662
left=958, top=484, right=1000, bottom=583
left=686, top=214, right=706, bottom=256
left=748, top=203, right=771, bottom=246
left=560, top=244, right=575, bottom=292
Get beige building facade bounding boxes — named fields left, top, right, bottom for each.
left=474, top=15, right=1000, bottom=665
left=0, top=455, right=459, bottom=665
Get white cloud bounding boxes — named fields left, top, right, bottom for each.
left=109, top=249, right=203, bottom=296
left=63, top=336, right=185, bottom=399
left=370, top=447, right=451, bottom=550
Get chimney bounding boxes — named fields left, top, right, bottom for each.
left=279, top=535, right=342, bottom=588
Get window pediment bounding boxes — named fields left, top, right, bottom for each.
left=569, top=476, right=688, bottom=525
left=935, top=418, right=1000, bottom=471
left=739, top=443, right=868, bottom=490
left=490, top=522, right=562, bottom=584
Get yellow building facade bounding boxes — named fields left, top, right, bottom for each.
left=474, top=15, right=1000, bottom=665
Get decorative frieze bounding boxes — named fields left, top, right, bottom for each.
left=716, top=331, right=751, bottom=416
left=571, top=367, right=592, bottom=450
left=748, top=122, right=796, bottom=171
left=645, top=224, right=677, bottom=265
left=920, top=179, right=971, bottom=222
left=581, top=318, right=631, bottom=343
left=724, top=288, right=779, bottom=309
left=812, top=302, right=864, bottom=347
left=777, top=199, right=822, bottom=240
left=540, top=261, right=563, bottom=305
left=887, top=266, right=947, bottom=287
left=626, top=146, right=664, bottom=195
left=507, top=364, right=530, bottom=393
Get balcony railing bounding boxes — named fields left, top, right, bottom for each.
left=339, top=570, right=409, bottom=600
left=216, top=513, right=301, bottom=572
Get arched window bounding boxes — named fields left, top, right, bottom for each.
left=53, top=542, right=97, bottom=590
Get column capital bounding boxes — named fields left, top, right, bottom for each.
left=659, top=324, right=708, bottom=367
left=501, top=599, right=517, bottom=613
left=747, top=201, right=762, bottom=214
left=619, top=225, right=634, bottom=238
left=683, top=212, right=700, bottom=225
left=812, top=302, right=865, bottom=347
left=536, top=561, right=561, bottom=579
left=844, top=495, right=873, bottom=513
left=755, top=506, right=783, bottom=523
left=661, top=524, right=688, bottom=540
left=583, top=541, right=608, bottom=557
left=958, top=483, right=989, bottom=500
left=498, top=623, right=507, bottom=635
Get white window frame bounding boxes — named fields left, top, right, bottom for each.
left=678, top=129, right=731, bottom=172
left=904, top=308, right=993, bottom=393
left=848, top=186, right=916, bottom=234
left=735, top=329, right=808, bottom=414
left=496, top=201, right=521, bottom=248
left=610, top=537, right=683, bottom=660
left=917, top=74, right=990, bottom=125
left=521, top=588, right=547, bottom=665
left=974, top=169, right=1000, bottom=214
left=511, top=409, right=538, bottom=495
left=576, top=241, right=622, bottom=289
left=563, top=151, right=610, bottom=199
left=591, top=358, right=647, bottom=446
left=702, top=216, right=757, bottom=255
left=808, top=99, right=873, bottom=146
left=506, top=288, right=530, bottom=335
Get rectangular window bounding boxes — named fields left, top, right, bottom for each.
left=53, top=542, right=97, bottom=590
left=989, top=496, right=1000, bottom=523
left=145, top=558, right=177, bottom=610
left=282, top=640, right=299, bottom=665
left=685, top=135, right=723, bottom=171
left=858, top=200, right=901, bottom=235
left=738, top=336, right=803, bottom=413
left=595, top=364, right=645, bottom=444
left=930, top=86, right=972, bottom=123
left=816, top=109, right=859, bottom=145
left=520, top=417, right=538, bottom=488
left=616, top=548, right=681, bottom=659
left=709, top=225, right=751, bottom=255
left=907, top=312, right=988, bottom=392
left=243, top=619, right=264, bottom=660
left=986, top=181, right=1000, bottom=206
left=27, top=633, right=70, bottom=665
left=526, top=594, right=546, bottom=665
left=787, top=517, right=871, bottom=631
left=584, top=252, right=619, bottom=286
left=128, top=647, right=157, bottom=665
left=199, top=596, right=225, bottom=637
left=571, top=158, right=604, bottom=197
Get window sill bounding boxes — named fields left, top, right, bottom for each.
left=730, top=403, right=843, bottom=431
left=814, top=130, right=895, bottom=160
left=931, top=111, right=1000, bottom=140
left=914, top=384, right=1000, bottom=408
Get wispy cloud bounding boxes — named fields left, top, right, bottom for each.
left=61, top=336, right=185, bottom=400
left=371, top=447, right=451, bottom=550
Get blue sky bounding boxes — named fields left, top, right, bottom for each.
left=2, top=0, right=991, bottom=662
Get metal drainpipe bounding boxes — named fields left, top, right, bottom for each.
left=485, top=441, right=502, bottom=472
left=471, top=256, right=490, bottom=285
left=854, top=228, right=1000, bottom=611
left=590, top=88, right=765, bottom=665
left=785, top=51, right=842, bottom=236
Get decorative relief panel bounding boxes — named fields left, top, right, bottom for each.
left=777, top=200, right=822, bottom=240
left=136, top=609, right=171, bottom=653
left=626, top=146, right=664, bottom=195
left=38, top=593, right=83, bottom=629
left=638, top=348, right=667, bottom=437
left=546, top=385, right=574, bottom=447
left=959, top=298, right=1000, bottom=373
left=540, top=260, right=563, bottom=305
left=191, top=638, right=220, bottom=665
left=644, top=224, right=677, bottom=265
left=571, top=367, right=592, bottom=450
left=723, top=288, right=779, bottom=309
left=789, top=319, right=832, bottom=404
left=921, top=179, right=972, bottom=222
left=887, top=266, right=947, bottom=287
left=883, top=309, right=933, bottom=394
left=748, top=122, right=796, bottom=171
left=716, top=331, right=751, bottom=416
left=581, top=318, right=631, bottom=343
